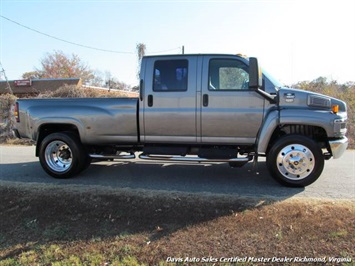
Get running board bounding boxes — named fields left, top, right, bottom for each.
left=89, top=154, right=136, bottom=160
left=139, top=154, right=253, bottom=163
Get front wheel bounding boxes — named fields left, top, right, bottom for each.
left=39, top=132, right=88, bottom=179
left=266, top=135, right=324, bottom=187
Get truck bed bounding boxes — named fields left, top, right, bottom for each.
left=16, top=97, right=139, bottom=145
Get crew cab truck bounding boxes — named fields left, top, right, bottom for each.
left=13, top=54, right=348, bottom=187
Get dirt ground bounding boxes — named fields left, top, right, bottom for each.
left=0, top=185, right=354, bottom=265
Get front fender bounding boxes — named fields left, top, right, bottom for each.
left=257, top=108, right=336, bottom=154
left=279, top=109, right=338, bottom=138
left=257, top=110, right=279, bottom=154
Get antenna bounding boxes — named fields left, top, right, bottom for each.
left=0, top=61, right=13, bottom=94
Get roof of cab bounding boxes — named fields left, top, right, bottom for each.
left=143, top=53, right=248, bottom=59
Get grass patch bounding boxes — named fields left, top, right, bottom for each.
left=0, top=186, right=354, bottom=265
left=329, top=230, right=349, bottom=239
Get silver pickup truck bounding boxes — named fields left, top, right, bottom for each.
left=13, top=54, right=348, bottom=187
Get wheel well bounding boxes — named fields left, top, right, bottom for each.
left=267, top=124, right=328, bottom=152
left=35, top=124, right=80, bottom=156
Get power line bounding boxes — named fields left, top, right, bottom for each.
left=0, top=15, right=134, bottom=54
left=0, top=15, right=183, bottom=55
left=148, top=47, right=182, bottom=54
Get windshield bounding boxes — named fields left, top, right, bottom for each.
left=262, top=68, right=283, bottom=89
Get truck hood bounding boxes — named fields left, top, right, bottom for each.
left=278, top=87, right=347, bottom=113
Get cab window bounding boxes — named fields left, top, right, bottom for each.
left=153, top=60, right=188, bottom=92
left=209, top=59, right=249, bottom=90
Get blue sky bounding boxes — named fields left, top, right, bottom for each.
left=0, top=0, right=354, bottom=86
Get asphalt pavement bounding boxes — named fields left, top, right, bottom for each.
left=0, top=145, right=354, bottom=200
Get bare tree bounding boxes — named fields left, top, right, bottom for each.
left=22, top=50, right=95, bottom=84
left=136, top=43, right=146, bottom=80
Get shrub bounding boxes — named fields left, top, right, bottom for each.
left=0, top=93, right=17, bottom=140
left=37, top=84, right=136, bottom=98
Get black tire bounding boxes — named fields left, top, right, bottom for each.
left=82, top=156, right=92, bottom=171
left=266, top=135, right=324, bottom=187
left=39, top=132, right=88, bottom=179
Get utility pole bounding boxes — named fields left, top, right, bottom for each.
left=0, top=61, right=13, bottom=94
left=182, top=45, right=185, bottom=54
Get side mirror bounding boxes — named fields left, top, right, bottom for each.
left=249, top=57, right=262, bottom=90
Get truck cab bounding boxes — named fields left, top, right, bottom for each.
left=140, top=54, right=271, bottom=145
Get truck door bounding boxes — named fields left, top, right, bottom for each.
left=141, top=56, right=197, bottom=143
left=200, top=56, right=265, bottom=144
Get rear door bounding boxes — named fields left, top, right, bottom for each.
left=200, top=56, right=265, bottom=144
left=141, top=56, right=197, bottom=143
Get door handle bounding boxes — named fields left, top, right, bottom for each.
left=139, top=79, right=144, bottom=101
left=148, top=94, right=153, bottom=107
left=203, top=94, right=209, bottom=107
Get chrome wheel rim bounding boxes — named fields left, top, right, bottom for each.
left=45, top=141, right=73, bottom=172
left=277, top=144, right=315, bottom=180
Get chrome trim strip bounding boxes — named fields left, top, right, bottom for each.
left=90, top=154, right=136, bottom=160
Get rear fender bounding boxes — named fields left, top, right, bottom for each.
left=35, top=119, right=84, bottom=156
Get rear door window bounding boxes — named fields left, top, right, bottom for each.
left=153, top=60, right=188, bottom=92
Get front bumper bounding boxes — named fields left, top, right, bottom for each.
left=329, top=137, right=348, bottom=159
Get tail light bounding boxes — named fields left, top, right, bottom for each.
left=14, top=102, right=20, bottom=122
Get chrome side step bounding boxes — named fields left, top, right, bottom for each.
left=139, top=154, right=253, bottom=163
left=89, top=152, right=253, bottom=164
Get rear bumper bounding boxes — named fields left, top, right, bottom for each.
left=329, top=137, right=348, bottom=159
